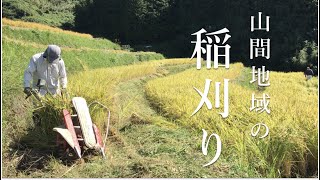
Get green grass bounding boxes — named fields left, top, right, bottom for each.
left=2, top=24, right=164, bottom=117
left=2, top=21, right=164, bottom=157
left=1, top=21, right=189, bottom=178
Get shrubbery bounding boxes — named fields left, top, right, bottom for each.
left=291, top=41, right=318, bottom=72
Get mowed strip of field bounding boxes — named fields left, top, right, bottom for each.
left=145, top=63, right=318, bottom=177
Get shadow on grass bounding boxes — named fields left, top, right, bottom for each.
left=9, top=126, right=78, bottom=175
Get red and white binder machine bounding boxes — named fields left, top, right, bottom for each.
left=53, top=97, right=110, bottom=159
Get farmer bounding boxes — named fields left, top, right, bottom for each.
left=304, top=67, right=314, bottom=81
left=23, top=45, right=67, bottom=97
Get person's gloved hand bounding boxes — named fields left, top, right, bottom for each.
left=24, top=87, right=32, bottom=96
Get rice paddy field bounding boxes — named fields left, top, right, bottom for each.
left=145, top=63, right=318, bottom=177
left=1, top=19, right=318, bottom=178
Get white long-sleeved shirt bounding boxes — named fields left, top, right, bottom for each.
left=24, top=53, right=67, bottom=96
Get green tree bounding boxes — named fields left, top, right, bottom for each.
left=2, top=0, right=81, bottom=28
